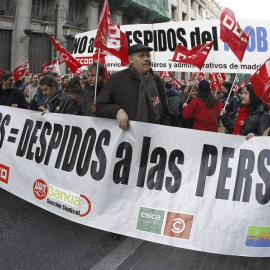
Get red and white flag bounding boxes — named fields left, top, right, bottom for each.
left=159, top=71, right=172, bottom=81
left=233, top=80, right=246, bottom=92
left=48, top=34, right=82, bottom=74
left=93, top=0, right=129, bottom=66
left=13, top=60, right=29, bottom=81
left=188, top=72, right=205, bottom=82
left=171, top=40, right=214, bottom=70
left=40, top=60, right=60, bottom=77
left=220, top=8, right=250, bottom=62
left=171, top=77, right=182, bottom=88
left=250, top=57, right=270, bottom=104
left=209, top=72, right=226, bottom=91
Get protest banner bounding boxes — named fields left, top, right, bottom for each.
left=72, top=19, right=270, bottom=73
left=0, top=106, right=270, bottom=257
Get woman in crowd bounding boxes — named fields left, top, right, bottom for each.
left=183, top=79, right=223, bottom=132
left=220, top=84, right=269, bottom=140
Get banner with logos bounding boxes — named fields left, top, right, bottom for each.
left=73, top=19, right=270, bottom=74
left=0, top=106, right=270, bottom=257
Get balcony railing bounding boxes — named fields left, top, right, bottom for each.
left=31, top=6, right=56, bottom=22
left=0, top=1, right=16, bottom=16
left=67, top=13, right=88, bottom=28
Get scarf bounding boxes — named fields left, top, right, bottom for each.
left=130, top=67, right=163, bottom=122
left=233, top=106, right=252, bottom=135
left=45, top=88, right=62, bottom=112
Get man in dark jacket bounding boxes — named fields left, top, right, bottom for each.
left=96, top=44, right=170, bottom=130
left=39, top=75, right=77, bottom=115
left=82, top=62, right=106, bottom=116
left=0, top=71, right=28, bottom=109
left=67, top=76, right=84, bottom=115
left=165, top=81, right=182, bottom=127
left=220, top=81, right=238, bottom=120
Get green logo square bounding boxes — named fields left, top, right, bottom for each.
left=136, top=207, right=165, bottom=234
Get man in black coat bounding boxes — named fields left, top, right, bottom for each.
left=39, top=75, right=77, bottom=115
left=96, top=44, right=170, bottom=130
left=0, top=71, right=28, bottom=109
left=220, top=81, right=238, bottom=120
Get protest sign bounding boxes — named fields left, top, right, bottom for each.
left=72, top=19, right=270, bottom=73
left=0, top=106, right=270, bottom=257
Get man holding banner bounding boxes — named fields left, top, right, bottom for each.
left=96, top=44, right=170, bottom=130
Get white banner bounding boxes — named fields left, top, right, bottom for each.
left=0, top=106, right=270, bottom=257
left=72, top=19, right=270, bottom=74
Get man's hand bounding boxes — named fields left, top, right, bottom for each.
left=220, top=108, right=226, bottom=116
left=90, top=103, right=96, bottom=114
left=116, top=109, right=129, bottom=130
left=39, top=106, right=49, bottom=115
left=246, top=133, right=255, bottom=140
left=183, top=103, right=188, bottom=108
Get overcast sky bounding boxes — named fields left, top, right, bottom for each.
left=217, top=0, right=269, bottom=20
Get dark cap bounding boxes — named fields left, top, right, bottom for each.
left=128, top=44, right=153, bottom=55
left=198, top=79, right=211, bottom=93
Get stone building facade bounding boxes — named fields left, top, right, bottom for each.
left=0, top=0, right=221, bottom=74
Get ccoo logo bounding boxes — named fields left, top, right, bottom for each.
left=0, top=163, right=10, bottom=184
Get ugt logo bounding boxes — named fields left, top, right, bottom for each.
left=0, top=163, right=10, bottom=184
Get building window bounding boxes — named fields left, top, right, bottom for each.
left=31, top=0, right=55, bottom=21
left=0, top=30, right=11, bottom=70
left=29, top=33, right=52, bottom=73
left=171, top=5, right=177, bottom=20
left=68, top=0, right=87, bottom=27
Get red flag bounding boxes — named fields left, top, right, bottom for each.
left=48, top=34, right=82, bottom=74
left=0, top=70, right=4, bottom=77
left=13, top=60, right=29, bottom=81
left=171, top=77, right=182, bottom=88
left=171, top=40, right=214, bottom=70
left=220, top=8, right=250, bottom=62
left=73, top=68, right=85, bottom=77
left=250, top=57, right=270, bottom=104
left=93, top=0, right=128, bottom=66
left=209, top=72, right=226, bottom=91
left=40, top=60, right=60, bottom=77
left=188, top=72, right=205, bottom=82
left=233, top=81, right=245, bottom=92
left=159, top=71, right=172, bottom=81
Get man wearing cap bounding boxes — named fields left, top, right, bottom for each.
left=96, top=44, right=170, bottom=130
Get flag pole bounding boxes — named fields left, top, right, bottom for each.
left=94, top=49, right=101, bottom=104
left=185, top=71, right=200, bottom=103
left=223, top=62, right=240, bottom=110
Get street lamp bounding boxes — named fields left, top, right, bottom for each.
left=21, top=29, right=33, bottom=42
left=41, top=20, right=49, bottom=33
left=62, top=22, right=73, bottom=40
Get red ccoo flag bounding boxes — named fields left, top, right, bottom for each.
left=48, top=34, right=82, bottom=74
left=40, top=60, right=60, bottom=77
left=220, top=8, right=250, bottom=62
left=209, top=72, right=226, bottom=91
left=171, top=40, right=214, bottom=70
left=13, top=60, right=29, bottom=81
left=93, top=0, right=128, bottom=66
left=250, top=57, right=270, bottom=104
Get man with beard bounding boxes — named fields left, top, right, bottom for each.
left=96, top=44, right=170, bottom=130
left=81, top=62, right=106, bottom=116
left=39, top=74, right=77, bottom=115
left=0, top=71, right=28, bottom=109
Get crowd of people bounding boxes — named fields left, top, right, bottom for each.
left=0, top=43, right=270, bottom=140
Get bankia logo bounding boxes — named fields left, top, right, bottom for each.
left=33, top=179, right=91, bottom=217
left=0, top=163, right=10, bottom=184
left=163, top=212, right=194, bottom=240
left=136, top=207, right=165, bottom=234
left=246, top=226, right=270, bottom=247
